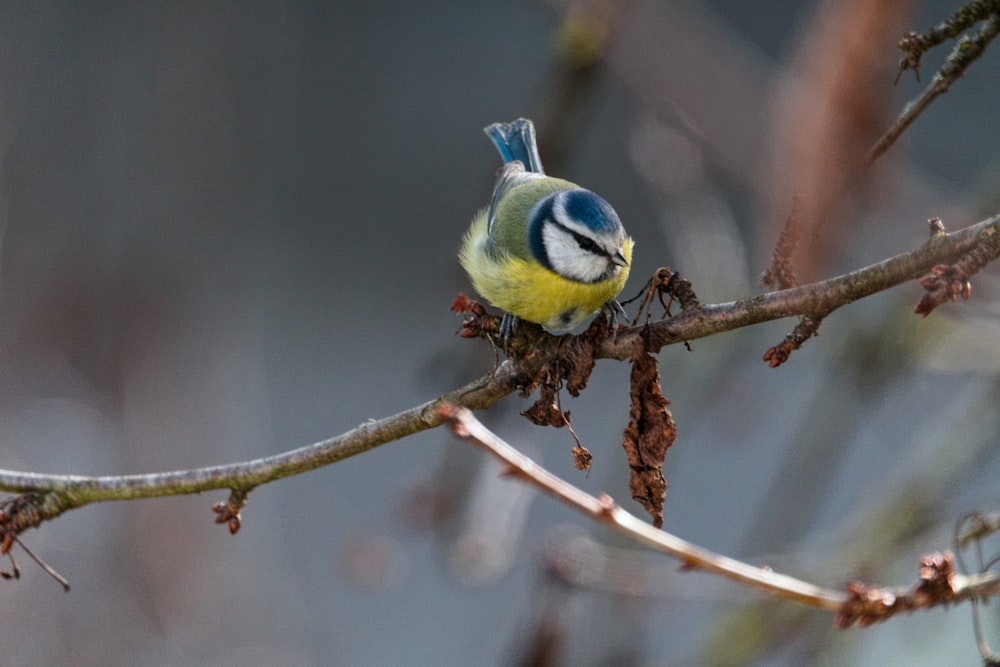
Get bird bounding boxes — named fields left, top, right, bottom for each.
left=459, top=118, right=633, bottom=343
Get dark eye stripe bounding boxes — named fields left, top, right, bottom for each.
left=528, top=193, right=615, bottom=275
left=564, top=225, right=608, bottom=258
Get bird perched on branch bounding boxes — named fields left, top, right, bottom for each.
left=460, top=118, right=633, bottom=341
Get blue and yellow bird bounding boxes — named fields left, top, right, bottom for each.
left=460, top=118, right=633, bottom=339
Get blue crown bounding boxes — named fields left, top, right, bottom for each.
left=563, top=190, right=622, bottom=234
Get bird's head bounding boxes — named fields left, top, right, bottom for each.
left=529, top=189, right=630, bottom=284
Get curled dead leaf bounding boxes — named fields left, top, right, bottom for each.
left=622, top=332, right=677, bottom=528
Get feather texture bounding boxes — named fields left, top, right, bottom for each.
left=461, top=119, right=633, bottom=333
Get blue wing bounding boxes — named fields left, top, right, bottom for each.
left=484, top=119, right=545, bottom=174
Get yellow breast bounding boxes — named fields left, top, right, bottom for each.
left=460, top=213, right=633, bottom=333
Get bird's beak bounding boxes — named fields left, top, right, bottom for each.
left=612, top=250, right=628, bottom=267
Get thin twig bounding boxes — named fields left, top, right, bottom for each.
left=895, top=0, right=1000, bottom=78
left=13, top=536, right=69, bottom=591
left=441, top=405, right=1000, bottom=625
left=866, top=15, right=1000, bottom=166
left=0, top=369, right=516, bottom=519
left=837, top=552, right=1000, bottom=628
left=438, top=403, right=846, bottom=611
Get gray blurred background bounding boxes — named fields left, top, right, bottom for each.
left=1, top=1, right=999, bottom=665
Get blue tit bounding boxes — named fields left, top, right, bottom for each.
left=460, top=118, right=634, bottom=338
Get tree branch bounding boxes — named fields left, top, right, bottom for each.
left=438, top=405, right=1000, bottom=626
left=867, top=9, right=1000, bottom=165
left=1, top=213, right=998, bottom=535
left=439, top=403, right=846, bottom=610
left=0, top=369, right=515, bottom=525
left=600, top=212, right=1000, bottom=358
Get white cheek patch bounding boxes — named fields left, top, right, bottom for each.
left=541, top=223, right=614, bottom=283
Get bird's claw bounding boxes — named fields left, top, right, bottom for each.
left=601, top=300, right=628, bottom=340
left=499, top=312, right=519, bottom=352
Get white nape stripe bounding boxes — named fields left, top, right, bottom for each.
left=551, top=192, right=598, bottom=238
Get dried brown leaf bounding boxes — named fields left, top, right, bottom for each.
left=572, top=446, right=593, bottom=471
left=521, top=380, right=567, bottom=428
left=760, top=198, right=803, bottom=290
left=622, top=333, right=677, bottom=527
left=836, top=551, right=960, bottom=628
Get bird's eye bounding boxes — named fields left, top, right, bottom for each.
left=575, top=235, right=598, bottom=253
